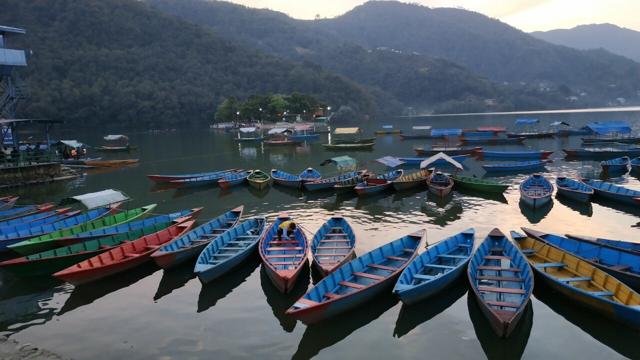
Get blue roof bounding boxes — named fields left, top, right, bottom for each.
left=515, top=118, right=539, bottom=125
left=382, top=125, right=393, bottom=129
left=587, top=121, right=632, bottom=135
left=431, top=128, right=462, bottom=137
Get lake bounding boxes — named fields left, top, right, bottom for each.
left=1, top=110, right=640, bottom=359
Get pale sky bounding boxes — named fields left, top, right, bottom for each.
left=224, top=0, right=640, bottom=32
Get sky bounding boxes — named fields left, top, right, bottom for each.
left=224, top=0, right=640, bottom=32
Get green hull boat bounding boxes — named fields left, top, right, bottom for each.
left=8, top=204, right=156, bottom=256
left=452, top=175, right=509, bottom=194
left=0, top=220, right=174, bottom=276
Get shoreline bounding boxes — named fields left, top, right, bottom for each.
left=0, top=336, right=68, bottom=360
left=400, top=105, right=640, bottom=118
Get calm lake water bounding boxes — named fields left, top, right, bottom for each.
left=1, top=110, right=640, bottom=360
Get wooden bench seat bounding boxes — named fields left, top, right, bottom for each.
left=265, top=253, right=304, bottom=258
left=477, top=266, right=521, bottom=272
left=353, top=272, right=384, bottom=280
left=478, top=286, right=526, bottom=294
left=558, top=276, right=592, bottom=283
left=266, top=246, right=303, bottom=251
left=368, top=263, right=397, bottom=271
left=339, top=281, right=366, bottom=290
left=477, top=275, right=523, bottom=283
left=485, top=300, right=522, bottom=308
left=386, top=255, right=408, bottom=261
left=323, top=292, right=342, bottom=300
left=484, top=255, right=512, bottom=261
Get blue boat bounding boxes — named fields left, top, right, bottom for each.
left=519, top=174, right=553, bottom=208
left=303, top=171, right=360, bottom=192
left=0, top=204, right=39, bottom=220
left=0, top=206, right=116, bottom=250
left=563, top=147, right=640, bottom=159
left=523, top=228, right=640, bottom=290
left=311, top=216, right=356, bottom=277
left=0, top=210, right=78, bottom=236
left=475, top=150, right=553, bottom=160
left=299, top=168, right=322, bottom=182
left=397, top=155, right=468, bottom=167
left=394, top=228, right=474, bottom=305
left=0, top=206, right=65, bottom=228
left=354, top=169, right=403, bottom=196
left=169, top=170, right=240, bottom=187
left=286, top=230, right=423, bottom=324
left=271, top=169, right=302, bottom=189
left=582, top=179, right=640, bottom=206
left=601, top=156, right=630, bottom=173
left=288, top=134, right=320, bottom=141
left=467, top=228, right=533, bottom=338
left=555, top=176, right=593, bottom=203
left=566, top=234, right=640, bottom=254
left=147, top=170, right=236, bottom=183
left=151, top=207, right=243, bottom=269
left=632, top=157, right=640, bottom=172
left=482, top=160, right=548, bottom=173
left=194, top=216, right=266, bottom=284
left=218, top=170, right=251, bottom=189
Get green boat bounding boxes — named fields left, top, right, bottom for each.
left=0, top=220, right=174, bottom=276
left=8, top=204, right=156, bottom=256
left=452, top=175, right=509, bottom=194
left=247, top=169, right=271, bottom=190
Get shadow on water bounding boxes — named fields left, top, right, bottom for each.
left=599, top=169, right=629, bottom=180
left=260, top=264, right=310, bottom=333
left=321, top=192, right=357, bottom=211
left=354, top=190, right=395, bottom=209
left=533, top=280, right=640, bottom=359
left=247, top=186, right=271, bottom=199
left=291, top=290, right=399, bottom=360
left=421, top=197, right=463, bottom=227
left=518, top=200, right=553, bottom=224
left=455, top=188, right=509, bottom=204
left=592, top=197, right=640, bottom=217
left=58, top=262, right=159, bottom=316
left=467, top=294, right=533, bottom=360
left=556, top=195, right=593, bottom=217
left=149, top=183, right=181, bottom=194
left=197, top=256, right=260, bottom=313
left=171, top=185, right=217, bottom=199
left=393, top=278, right=468, bottom=338
left=391, top=186, right=428, bottom=203
left=272, top=184, right=304, bottom=199
left=154, top=262, right=197, bottom=301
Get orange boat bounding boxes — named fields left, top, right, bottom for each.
left=84, top=159, right=139, bottom=167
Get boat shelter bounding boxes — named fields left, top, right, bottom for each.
left=376, top=156, right=405, bottom=168
left=60, top=189, right=130, bottom=209
left=586, top=121, right=632, bottom=135
left=333, top=127, right=361, bottom=136
left=431, top=128, right=462, bottom=137
left=515, top=118, right=539, bottom=126
left=420, top=152, right=464, bottom=170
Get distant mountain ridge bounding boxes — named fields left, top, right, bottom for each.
left=532, top=24, right=640, bottom=63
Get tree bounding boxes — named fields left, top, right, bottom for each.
left=215, top=97, right=239, bottom=122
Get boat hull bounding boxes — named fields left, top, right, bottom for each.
left=397, top=261, right=468, bottom=305
left=428, top=182, right=453, bottom=197
left=273, top=178, right=301, bottom=189
left=392, top=178, right=426, bottom=191
left=248, top=179, right=270, bottom=190
left=452, top=177, right=508, bottom=193
left=263, top=259, right=307, bottom=293
left=152, top=241, right=209, bottom=269
left=55, top=253, right=152, bottom=285
left=197, top=242, right=259, bottom=284
left=556, top=188, right=591, bottom=202
left=520, top=194, right=551, bottom=208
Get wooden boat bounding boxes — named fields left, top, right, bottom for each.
left=563, top=147, right=640, bottom=159
left=247, top=170, right=271, bottom=190
left=474, top=150, right=553, bottom=160
left=374, top=125, right=402, bottom=135
left=0, top=220, right=180, bottom=276
left=482, top=160, right=548, bottom=173
left=194, top=217, right=267, bottom=284
left=83, top=159, right=139, bottom=167
left=9, top=204, right=156, bottom=256
left=600, top=156, right=630, bottom=173
left=96, top=145, right=137, bottom=152
left=334, top=176, right=365, bottom=193
left=310, top=216, right=356, bottom=277
left=147, top=170, right=236, bottom=183
left=392, top=169, right=430, bottom=191
left=519, top=174, right=553, bottom=209
left=0, top=203, right=54, bottom=222
left=414, top=146, right=480, bottom=156
left=218, top=170, right=252, bottom=189
left=451, top=175, right=508, bottom=194
left=271, top=169, right=302, bottom=189
left=427, top=171, right=453, bottom=197
left=303, top=171, right=360, bottom=192
left=523, top=228, right=640, bottom=290
left=582, top=136, right=640, bottom=145
left=332, top=137, right=376, bottom=145
left=460, top=136, right=525, bottom=145
left=264, top=139, right=302, bottom=146
left=0, top=196, right=18, bottom=211
left=0, top=208, right=75, bottom=236
left=259, top=213, right=308, bottom=293
left=397, top=155, right=469, bottom=167
left=511, top=231, right=640, bottom=329
left=53, top=220, right=196, bottom=285
left=299, top=168, right=322, bottom=182
left=286, top=230, right=422, bottom=324
left=467, top=229, right=533, bottom=338
left=322, top=142, right=375, bottom=150
left=476, top=126, right=507, bottom=134
left=151, top=206, right=243, bottom=269
left=631, top=157, right=640, bottom=172
left=399, top=126, right=433, bottom=140
left=61, top=157, right=102, bottom=166
left=354, top=170, right=403, bottom=196
left=581, top=179, right=640, bottom=206
left=234, top=136, right=264, bottom=142
left=566, top=234, right=640, bottom=254
left=288, top=134, right=320, bottom=141
left=555, top=126, right=592, bottom=137
left=506, top=131, right=555, bottom=138
left=394, top=228, right=474, bottom=305
left=0, top=206, right=116, bottom=251
left=170, top=170, right=242, bottom=187
left=555, top=176, right=593, bottom=202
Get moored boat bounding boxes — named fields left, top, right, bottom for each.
left=286, top=229, right=422, bottom=324
left=334, top=176, right=365, bottom=193
left=0, top=196, right=19, bottom=210
left=392, top=169, right=430, bottom=191
left=399, top=126, right=432, bottom=140
left=451, top=175, right=508, bottom=194
left=218, top=170, right=252, bottom=189
left=581, top=178, right=640, bottom=206
left=519, top=174, right=553, bottom=208
left=0, top=203, right=55, bottom=222
left=460, top=136, right=525, bottom=145
left=482, top=160, right=548, bottom=173
left=0, top=208, right=75, bottom=236
left=467, top=228, right=533, bottom=338
left=147, top=170, right=236, bottom=183
left=555, top=176, right=593, bottom=203
left=299, top=168, right=322, bottom=182
left=565, top=234, right=640, bottom=254
left=303, top=171, right=360, bottom=192
left=374, top=125, right=402, bottom=135
left=414, top=146, right=480, bottom=157
left=396, top=155, right=469, bottom=167
left=170, top=170, right=242, bottom=187
left=474, top=150, right=553, bottom=160
left=247, top=170, right=271, bottom=190
left=311, top=216, right=356, bottom=276
left=563, top=147, right=640, bottom=159
left=151, top=206, right=243, bottom=269
left=83, top=159, right=139, bottom=167
left=322, top=142, right=375, bottom=150
left=600, top=156, right=630, bottom=173
left=354, top=170, right=403, bottom=196
left=271, top=169, right=302, bottom=189
left=511, top=231, right=640, bottom=329
left=427, top=171, right=453, bottom=197
left=631, top=157, right=640, bottom=173
left=394, top=228, right=474, bottom=305
left=506, top=131, right=555, bottom=138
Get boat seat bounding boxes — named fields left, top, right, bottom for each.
left=558, top=277, right=592, bottom=283
left=521, top=249, right=535, bottom=255
left=438, top=254, right=467, bottom=259
left=610, top=265, right=632, bottom=272
left=266, top=246, right=303, bottom=251
left=403, top=248, right=416, bottom=253
left=317, top=246, right=352, bottom=250
left=485, top=300, right=522, bottom=309
left=124, top=252, right=140, bottom=258
left=228, top=240, right=255, bottom=244
left=292, top=298, right=320, bottom=309
left=270, top=261, right=301, bottom=265
left=484, top=255, right=512, bottom=261
left=145, top=245, right=160, bottom=251
left=368, top=263, right=397, bottom=271
left=323, top=292, right=342, bottom=300
left=213, top=253, right=234, bottom=257
left=478, top=286, right=526, bottom=295
left=324, top=233, right=348, bottom=237
left=489, top=248, right=504, bottom=253
left=386, top=256, right=409, bottom=261
left=414, top=274, right=435, bottom=281
left=339, top=281, right=366, bottom=290
left=591, top=291, right=615, bottom=297
left=477, top=266, right=521, bottom=272
left=476, top=275, right=523, bottom=283
left=265, top=254, right=304, bottom=258
left=457, top=243, right=472, bottom=248
left=535, top=262, right=565, bottom=269
left=235, top=235, right=258, bottom=240
left=353, top=272, right=384, bottom=280
left=320, top=239, right=350, bottom=243
left=191, top=239, right=209, bottom=244
left=268, top=240, right=299, bottom=245
left=220, top=246, right=243, bottom=251
left=424, top=264, right=455, bottom=269
left=330, top=227, right=345, bottom=231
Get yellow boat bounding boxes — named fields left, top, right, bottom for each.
left=391, top=169, right=430, bottom=191
left=511, top=231, right=640, bottom=329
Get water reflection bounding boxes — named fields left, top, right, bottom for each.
left=592, top=197, right=640, bottom=217
left=321, top=192, right=357, bottom=212
left=247, top=186, right=271, bottom=199
left=393, top=278, right=468, bottom=338
left=154, top=262, right=197, bottom=301
left=556, top=195, right=593, bottom=217
left=533, top=281, right=640, bottom=359
left=518, top=200, right=553, bottom=224
left=467, top=294, right=533, bottom=360
left=421, top=198, right=463, bottom=227
left=292, top=291, right=398, bottom=360
left=260, top=264, right=309, bottom=333
left=456, top=188, right=509, bottom=204
left=197, top=256, right=260, bottom=313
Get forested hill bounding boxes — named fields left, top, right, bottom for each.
left=0, top=0, right=379, bottom=128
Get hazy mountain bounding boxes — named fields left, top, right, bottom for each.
left=532, top=24, right=640, bottom=63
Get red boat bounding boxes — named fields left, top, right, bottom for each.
left=0, top=203, right=56, bottom=222
left=53, top=219, right=196, bottom=285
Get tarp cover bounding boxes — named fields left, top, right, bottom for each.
left=58, top=140, right=84, bottom=148
left=104, top=134, right=129, bottom=141
left=376, top=156, right=405, bottom=168
left=587, top=121, right=632, bottom=135
left=334, top=127, right=360, bottom=135
left=239, top=127, right=257, bottom=133
left=268, top=128, right=289, bottom=135
left=515, top=118, right=539, bottom=125
left=294, top=124, right=313, bottom=131
left=420, top=152, right=464, bottom=170
left=324, top=155, right=357, bottom=171
left=61, top=189, right=129, bottom=209
left=382, top=125, right=394, bottom=129
left=431, top=128, right=462, bottom=137
left=412, top=126, right=432, bottom=131
left=550, top=121, right=570, bottom=127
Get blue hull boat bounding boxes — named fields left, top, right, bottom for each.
left=0, top=204, right=39, bottom=221
left=299, top=168, right=322, bottom=182
left=566, top=234, right=640, bottom=254
left=147, top=170, right=235, bottom=183
left=0, top=206, right=61, bottom=228
left=194, top=217, right=266, bottom=284
left=0, top=210, right=76, bottom=236
left=467, top=228, right=533, bottom=338
left=563, top=147, right=640, bottom=159
left=169, top=170, right=239, bottom=187
left=601, top=156, right=630, bottom=173
left=483, top=160, right=548, bottom=173
left=288, top=134, right=320, bottom=141
left=582, top=179, right=640, bottom=206
left=354, top=170, right=403, bottom=196
left=218, top=171, right=251, bottom=189
left=286, top=230, right=422, bottom=324
left=151, top=207, right=243, bottom=269
left=631, top=157, right=640, bottom=172
left=303, top=171, right=360, bottom=192
left=523, top=228, right=640, bottom=290
left=519, top=174, right=553, bottom=208
left=271, top=169, right=302, bottom=189
left=394, top=228, right=474, bottom=305
left=475, top=150, right=553, bottom=160
left=555, top=176, right=593, bottom=203
left=397, top=155, right=468, bottom=167
left=311, top=216, right=356, bottom=276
